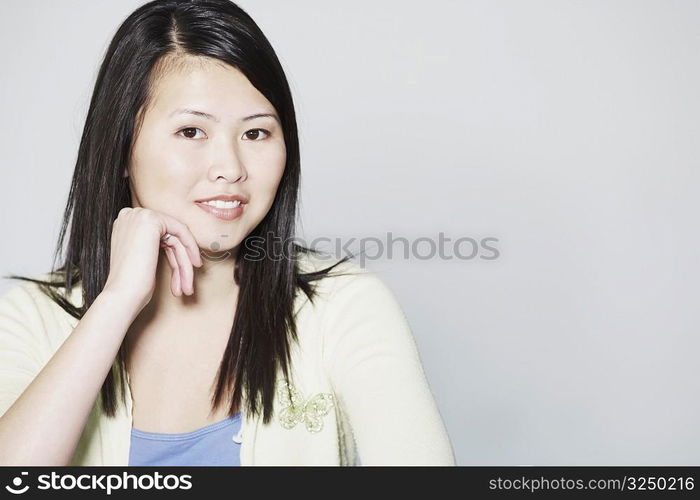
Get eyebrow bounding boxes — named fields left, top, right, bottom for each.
left=170, top=108, right=280, bottom=124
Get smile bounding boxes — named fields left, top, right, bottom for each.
left=195, top=201, right=245, bottom=221
left=199, top=200, right=241, bottom=208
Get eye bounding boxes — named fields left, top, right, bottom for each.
left=177, top=127, right=206, bottom=139
left=243, top=128, right=271, bottom=141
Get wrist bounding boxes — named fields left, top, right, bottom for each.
left=97, top=286, right=144, bottom=319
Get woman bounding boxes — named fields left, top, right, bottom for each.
left=0, top=0, right=455, bottom=466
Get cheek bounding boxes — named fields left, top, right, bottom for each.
left=259, top=163, right=285, bottom=206
left=131, top=146, right=194, bottom=206
left=243, top=155, right=285, bottom=220
left=261, top=147, right=286, bottom=190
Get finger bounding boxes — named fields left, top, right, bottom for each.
left=163, top=245, right=182, bottom=296
left=161, top=215, right=203, bottom=267
left=169, top=235, right=195, bottom=295
left=163, top=245, right=182, bottom=297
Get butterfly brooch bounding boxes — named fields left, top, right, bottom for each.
left=276, top=379, right=335, bottom=433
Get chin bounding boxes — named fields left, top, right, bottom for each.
left=197, top=233, right=240, bottom=253
left=199, top=250, right=234, bottom=263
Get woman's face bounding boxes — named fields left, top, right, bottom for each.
left=126, top=57, right=286, bottom=257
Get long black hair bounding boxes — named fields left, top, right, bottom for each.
left=4, top=0, right=355, bottom=424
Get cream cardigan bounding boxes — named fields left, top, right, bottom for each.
left=0, top=253, right=455, bottom=466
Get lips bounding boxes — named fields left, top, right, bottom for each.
left=195, top=193, right=249, bottom=203
left=195, top=200, right=245, bottom=221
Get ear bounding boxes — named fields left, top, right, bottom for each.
left=122, top=168, right=129, bottom=178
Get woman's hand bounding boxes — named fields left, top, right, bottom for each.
left=102, top=207, right=203, bottom=314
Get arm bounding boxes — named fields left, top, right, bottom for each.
left=322, top=269, right=456, bottom=465
left=0, top=284, right=139, bottom=465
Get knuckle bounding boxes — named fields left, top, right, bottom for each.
left=117, top=207, right=132, bottom=217
left=137, top=208, right=159, bottom=224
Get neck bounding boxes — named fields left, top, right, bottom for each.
left=147, top=247, right=240, bottom=317
left=123, top=248, right=240, bottom=368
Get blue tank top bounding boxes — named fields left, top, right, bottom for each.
left=128, top=413, right=243, bottom=466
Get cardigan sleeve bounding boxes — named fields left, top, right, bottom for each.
left=0, top=283, right=48, bottom=419
left=321, top=269, right=456, bottom=465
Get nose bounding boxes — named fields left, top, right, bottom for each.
left=208, top=137, right=247, bottom=182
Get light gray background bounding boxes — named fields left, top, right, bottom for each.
left=1, top=0, right=698, bottom=465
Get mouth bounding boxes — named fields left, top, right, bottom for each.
left=195, top=200, right=245, bottom=221
left=197, top=199, right=243, bottom=209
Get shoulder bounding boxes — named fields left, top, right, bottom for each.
left=1, top=271, right=77, bottom=304
left=0, top=275, right=48, bottom=316
left=0, top=276, right=53, bottom=355
left=294, top=252, right=412, bottom=350
left=294, top=250, right=400, bottom=314
left=0, top=272, right=81, bottom=335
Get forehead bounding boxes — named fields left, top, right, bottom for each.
left=146, top=56, right=271, bottom=119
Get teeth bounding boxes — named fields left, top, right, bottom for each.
left=201, top=200, right=241, bottom=208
